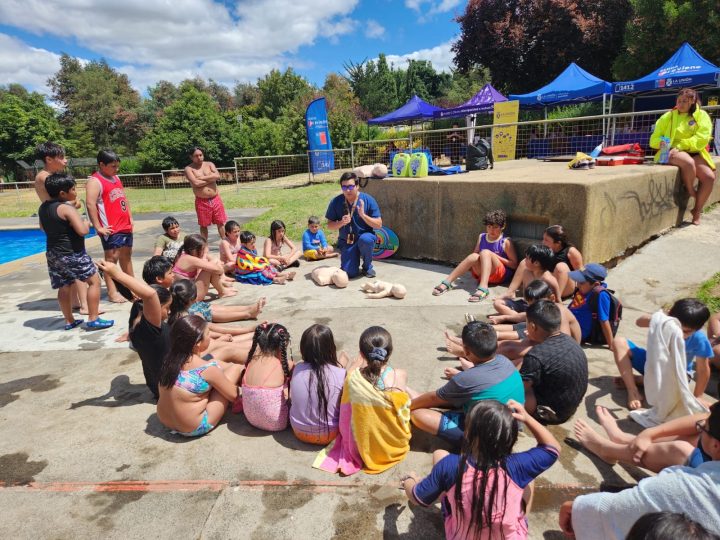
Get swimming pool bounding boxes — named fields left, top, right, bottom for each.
left=0, top=228, right=96, bottom=264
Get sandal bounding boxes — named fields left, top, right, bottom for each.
left=86, top=317, right=115, bottom=330
left=432, top=280, right=454, bottom=296
left=468, top=287, right=489, bottom=303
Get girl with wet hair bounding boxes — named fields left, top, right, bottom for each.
left=289, top=324, right=349, bottom=445
left=358, top=326, right=407, bottom=391
left=240, top=323, right=295, bottom=431
left=402, top=399, right=560, bottom=539
left=263, top=219, right=301, bottom=271
left=156, top=315, right=243, bottom=437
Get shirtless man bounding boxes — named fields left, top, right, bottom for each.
left=34, top=141, right=90, bottom=314
left=184, top=146, right=227, bottom=240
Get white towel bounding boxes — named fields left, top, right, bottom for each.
left=629, top=310, right=708, bottom=427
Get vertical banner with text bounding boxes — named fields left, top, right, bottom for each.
left=492, top=100, right=519, bottom=162
left=306, top=97, right=334, bottom=173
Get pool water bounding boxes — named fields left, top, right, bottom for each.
left=0, top=228, right=96, bottom=264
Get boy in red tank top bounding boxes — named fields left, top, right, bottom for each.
left=86, top=149, right=135, bottom=303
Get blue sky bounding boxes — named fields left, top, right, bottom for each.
left=0, top=0, right=464, bottom=95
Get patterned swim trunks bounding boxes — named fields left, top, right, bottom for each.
left=46, top=249, right=97, bottom=289
left=195, top=195, right=227, bottom=227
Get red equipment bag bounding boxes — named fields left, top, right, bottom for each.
left=601, top=143, right=644, bottom=157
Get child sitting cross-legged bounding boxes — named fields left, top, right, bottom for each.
left=566, top=263, right=616, bottom=348
left=263, top=219, right=301, bottom=271
left=402, top=399, right=560, bottom=540
left=302, top=216, right=338, bottom=261
left=289, top=324, right=349, bottom=445
left=613, top=298, right=713, bottom=411
left=154, top=216, right=184, bottom=261
left=410, top=321, right=525, bottom=449
left=235, top=231, right=296, bottom=285
left=493, top=245, right=561, bottom=317
left=173, top=234, right=237, bottom=300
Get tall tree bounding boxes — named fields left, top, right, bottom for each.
left=363, top=54, right=399, bottom=117
left=138, top=85, right=230, bottom=169
left=454, top=0, right=632, bottom=93
left=614, top=1, right=720, bottom=80
left=0, top=88, right=65, bottom=173
left=47, top=54, right=142, bottom=152
left=233, top=82, right=260, bottom=108
left=257, top=68, right=313, bottom=121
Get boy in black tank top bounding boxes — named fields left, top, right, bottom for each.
left=39, top=173, right=114, bottom=331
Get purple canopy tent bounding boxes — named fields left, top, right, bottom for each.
left=433, top=84, right=508, bottom=119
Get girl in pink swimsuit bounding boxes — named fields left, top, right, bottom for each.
left=172, top=234, right=237, bottom=301
left=240, top=323, right=294, bottom=432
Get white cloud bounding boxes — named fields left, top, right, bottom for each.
left=364, top=20, right=385, bottom=39
left=404, top=0, right=462, bottom=15
left=0, top=33, right=61, bottom=93
left=0, top=0, right=360, bottom=89
left=384, top=40, right=456, bottom=73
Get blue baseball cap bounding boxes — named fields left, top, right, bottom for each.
left=569, top=263, right=607, bottom=284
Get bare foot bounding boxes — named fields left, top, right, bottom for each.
left=594, top=406, right=632, bottom=443
left=220, top=287, right=238, bottom=298
left=488, top=314, right=508, bottom=324
left=459, top=357, right=473, bottom=371
left=274, top=276, right=287, bottom=285
left=108, top=295, right=127, bottom=304
left=443, top=367, right=460, bottom=379
left=249, top=297, right=266, bottom=318
left=444, top=331, right=465, bottom=357
left=114, top=331, right=129, bottom=343
left=285, top=271, right=296, bottom=281
left=573, top=419, right=618, bottom=465
left=691, top=207, right=701, bottom=226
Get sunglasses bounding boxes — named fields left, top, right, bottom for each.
left=341, top=185, right=356, bottom=191
left=696, top=419, right=718, bottom=440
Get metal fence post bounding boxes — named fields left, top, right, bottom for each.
left=350, top=143, right=355, bottom=169
left=234, top=159, right=240, bottom=193
left=306, top=152, right=312, bottom=185
left=161, top=171, right=167, bottom=200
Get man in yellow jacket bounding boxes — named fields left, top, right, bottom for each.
left=650, top=88, right=717, bottom=225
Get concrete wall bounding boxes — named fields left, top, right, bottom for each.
left=365, top=158, right=720, bottom=265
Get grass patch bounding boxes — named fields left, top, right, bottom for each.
left=697, top=271, right=720, bottom=313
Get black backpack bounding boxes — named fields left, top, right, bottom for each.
left=466, top=138, right=494, bottom=171
left=587, top=286, right=622, bottom=345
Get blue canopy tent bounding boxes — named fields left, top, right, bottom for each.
left=509, top=63, right=613, bottom=155
left=509, top=62, right=613, bottom=109
left=367, top=94, right=442, bottom=125
left=613, top=42, right=720, bottom=97
left=433, top=84, right=508, bottom=119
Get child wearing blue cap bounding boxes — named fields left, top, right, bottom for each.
left=567, top=263, right=615, bottom=348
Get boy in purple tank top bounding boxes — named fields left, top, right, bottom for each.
left=432, top=209, right=518, bottom=302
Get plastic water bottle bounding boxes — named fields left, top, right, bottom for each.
left=658, top=136, right=670, bottom=164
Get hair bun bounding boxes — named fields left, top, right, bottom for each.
left=367, top=347, right=387, bottom=362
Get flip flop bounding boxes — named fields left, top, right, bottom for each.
left=468, top=287, right=489, bottom=303
left=432, top=280, right=454, bottom=296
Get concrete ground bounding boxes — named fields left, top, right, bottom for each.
left=1, top=206, right=719, bottom=539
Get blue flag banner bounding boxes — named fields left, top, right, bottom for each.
left=306, top=97, right=334, bottom=173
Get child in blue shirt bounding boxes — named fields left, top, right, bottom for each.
left=613, top=298, right=713, bottom=410
left=302, top=216, right=338, bottom=261
left=567, top=263, right=613, bottom=346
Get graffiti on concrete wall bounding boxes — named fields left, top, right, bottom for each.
left=619, top=177, right=679, bottom=222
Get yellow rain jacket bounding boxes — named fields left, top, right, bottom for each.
left=650, top=107, right=716, bottom=170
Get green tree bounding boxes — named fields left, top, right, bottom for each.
left=233, top=82, right=261, bottom=108
left=0, top=88, right=65, bottom=173
left=454, top=0, right=632, bottom=93
left=47, top=54, right=142, bottom=152
left=440, top=68, right=491, bottom=107
left=257, top=68, right=313, bottom=121
left=63, top=121, right=95, bottom=158
left=363, top=54, right=399, bottom=117
left=614, top=1, right=720, bottom=79
left=138, top=86, right=230, bottom=170
left=323, top=73, right=363, bottom=148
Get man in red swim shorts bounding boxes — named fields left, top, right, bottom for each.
left=184, top=146, right=227, bottom=240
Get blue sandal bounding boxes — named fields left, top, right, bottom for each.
left=86, top=318, right=114, bottom=330
left=64, top=319, right=84, bottom=331
left=468, top=287, right=489, bottom=303
left=432, top=280, right=454, bottom=296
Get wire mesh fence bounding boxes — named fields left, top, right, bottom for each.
left=351, top=138, right=412, bottom=168
left=410, top=106, right=720, bottom=163
left=234, top=154, right=309, bottom=188
left=308, top=149, right=353, bottom=184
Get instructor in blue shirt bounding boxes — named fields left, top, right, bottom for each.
left=325, top=172, right=382, bottom=278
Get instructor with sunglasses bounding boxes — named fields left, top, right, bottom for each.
left=325, top=172, right=382, bottom=278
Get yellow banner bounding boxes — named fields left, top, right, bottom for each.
left=492, top=100, right=519, bottom=161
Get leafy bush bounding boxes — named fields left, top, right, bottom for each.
left=119, top=157, right=142, bottom=174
